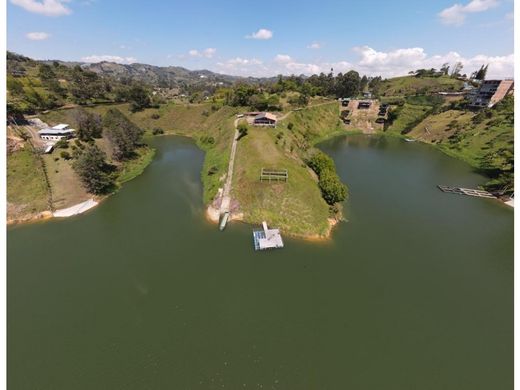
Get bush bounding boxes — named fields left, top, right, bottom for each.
left=319, top=169, right=348, bottom=205
left=151, top=113, right=161, bottom=120
left=287, top=122, right=294, bottom=131
left=307, top=151, right=335, bottom=176
left=237, top=122, right=248, bottom=140
left=207, top=166, right=218, bottom=176
left=55, top=139, right=69, bottom=149
left=152, top=127, right=164, bottom=135
left=200, top=135, right=215, bottom=145
left=307, top=150, right=348, bottom=205
left=60, top=151, right=71, bottom=160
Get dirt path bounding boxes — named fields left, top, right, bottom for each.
left=219, top=119, right=240, bottom=214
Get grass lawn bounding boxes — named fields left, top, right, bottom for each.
left=386, top=103, right=432, bottom=134
left=232, top=126, right=331, bottom=237
left=43, top=152, right=90, bottom=210
left=7, top=148, right=50, bottom=219
left=378, top=75, right=463, bottom=97
left=117, top=146, right=156, bottom=185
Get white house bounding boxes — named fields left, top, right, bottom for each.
left=38, top=124, right=76, bottom=141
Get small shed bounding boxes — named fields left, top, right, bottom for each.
left=253, top=112, right=277, bottom=127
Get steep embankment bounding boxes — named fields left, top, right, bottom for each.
left=386, top=95, right=514, bottom=192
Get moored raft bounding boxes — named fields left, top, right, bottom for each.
left=253, top=221, right=284, bottom=251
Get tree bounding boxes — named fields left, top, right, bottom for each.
left=307, top=151, right=335, bottom=176
left=440, top=63, right=450, bottom=76
left=318, top=169, right=348, bottom=205
left=73, top=108, right=103, bottom=141
left=474, top=64, right=489, bottom=81
left=72, top=144, right=114, bottom=194
left=38, top=64, right=56, bottom=82
left=7, top=76, right=24, bottom=95
left=103, top=108, right=144, bottom=160
left=237, top=122, right=248, bottom=140
left=69, top=65, right=105, bottom=103
left=127, top=84, right=151, bottom=112
left=451, top=62, right=464, bottom=78
left=335, top=70, right=361, bottom=98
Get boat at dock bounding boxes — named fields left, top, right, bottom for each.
left=219, top=212, right=229, bottom=231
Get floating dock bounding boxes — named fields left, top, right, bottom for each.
left=253, top=221, right=284, bottom=251
left=437, top=185, right=496, bottom=199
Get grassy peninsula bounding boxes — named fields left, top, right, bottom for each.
left=6, top=52, right=513, bottom=235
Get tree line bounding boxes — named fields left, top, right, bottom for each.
left=68, top=108, right=144, bottom=194
left=7, top=52, right=156, bottom=117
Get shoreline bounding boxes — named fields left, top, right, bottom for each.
left=204, top=205, right=341, bottom=242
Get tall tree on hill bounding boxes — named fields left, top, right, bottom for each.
left=474, top=64, right=489, bottom=81
left=72, top=144, right=114, bottom=194
left=440, top=63, right=450, bottom=76
left=102, top=108, right=144, bottom=160
left=128, top=83, right=152, bottom=112
left=360, top=75, right=369, bottom=92
left=38, top=64, right=56, bottom=81
left=335, top=71, right=361, bottom=98
left=70, top=65, right=105, bottom=103
left=450, top=62, right=464, bottom=78
left=73, top=108, right=103, bottom=141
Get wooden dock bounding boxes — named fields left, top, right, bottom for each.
left=253, top=222, right=284, bottom=251
left=437, top=185, right=496, bottom=199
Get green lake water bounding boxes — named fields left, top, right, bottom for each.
left=8, top=135, right=513, bottom=389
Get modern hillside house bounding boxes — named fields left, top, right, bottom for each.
left=38, top=124, right=76, bottom=141
left=470, top=79, right=514, bottom=108
left=253, top=112, right=277, bottom=127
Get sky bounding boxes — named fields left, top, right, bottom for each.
left=6, top=0, right=515, bottom=78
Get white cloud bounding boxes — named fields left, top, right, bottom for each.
left=352, top=46, right=513, bottom=78
left=188, top=48, right=217, bottom=58
left=438, top=0, right=499, bottom=25
left=245, top=28, right=273, bottom=40
left=274, top=54, right=292, bottom=63
left=307, top=42, right=321, bottom=49
left=81, top=55, right=137, bottom=64
left=26, top=31, right=50, bottom=40
left=10, top=0, right=71, bottom=16
left=211, top=46, right=513, bottom=79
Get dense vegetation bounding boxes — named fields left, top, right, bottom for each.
left=307, top=151, right=348, bottom=205
left=6, top=52, right=157, bottom=117
left=72, top=144, right=115, bottom=194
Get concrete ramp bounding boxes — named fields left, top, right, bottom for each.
left=53, top=199, right=98, bottom=217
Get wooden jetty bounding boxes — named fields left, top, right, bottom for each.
left=253, top=221, right=284, bottom=251
left=437, top=185, right=496, bottom=199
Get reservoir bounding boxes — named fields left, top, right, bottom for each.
left=8, top=135, right=513, bottom=389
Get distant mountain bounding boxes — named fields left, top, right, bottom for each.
left=44, top=58, right=272, bottom=88
left=7, top=51, right=273, bottom=89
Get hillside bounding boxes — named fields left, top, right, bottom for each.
left=385, top=92, right=513, bottom=193
left=375, top=75, right=464, bottom=98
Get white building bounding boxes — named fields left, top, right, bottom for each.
left=38, top=124, right=76, bottom=141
